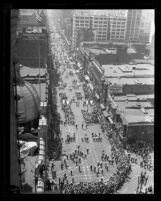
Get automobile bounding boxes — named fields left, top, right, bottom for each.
left=36, top=178, right=44, bottom=193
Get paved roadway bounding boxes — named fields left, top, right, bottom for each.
left=54, top=63, right=117, bottom=184
left=49, top=26, right=154, bottom=193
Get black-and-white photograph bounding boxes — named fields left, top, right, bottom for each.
left=10, top=9, right=154, bottom=194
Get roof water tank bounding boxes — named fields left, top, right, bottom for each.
left=16, top=81, right=40, bottom=124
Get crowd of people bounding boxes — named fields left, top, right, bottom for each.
left=46, top=29, right=153, bottom=194
left=92, top=133, right=102, bottom=142
left=61, top=103, right=75, bottom=125
left=124, top=141, right=154, bottom=172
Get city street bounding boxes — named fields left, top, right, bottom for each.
left=53, top=48, right=117, bottom=184
left=47, top=28, right=154, bottom=193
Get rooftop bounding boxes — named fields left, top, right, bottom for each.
left=102, top=64, right=154, bottom=78
left=20, top=66, right=47, bottom=77
left=106, top=77, right=154, bottom=85
left=113, top=95, right=154, bottom=125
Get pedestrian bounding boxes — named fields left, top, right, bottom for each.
left=72, top=177, right=74, bottom=184
left=101, top=155, right=104, bottom=161
left=66, top=155, right=68, bottom=160
left=101, top=169, right=103, bottom=175
left=76, top=161, right=78, bottom=166
left=61, top=163, right=63, bottom=170
left=65, top=164, right=68, bottom=169
left=59, top=177, right=61, bottom=184
left=71, top=170, right=73, bottom=176
left=84, top=154, right=87, bottom=159
left=90, top=165, right=92, bottom=171
left=94, top=166, right=96, bottom=173
left=87, top=149, right=89, bottom=154
left=79, top=166, right=81, bottom=173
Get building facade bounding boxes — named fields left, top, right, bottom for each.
left=125, top=10, right=142, bottom=43
left=71, top=10, right=153, bottom=48
left=109, top=15, right=127, bottom=42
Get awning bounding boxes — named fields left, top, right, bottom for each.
left=103, top=111, right=110, bottom=118
left=108, top=116, right=114, bottom=124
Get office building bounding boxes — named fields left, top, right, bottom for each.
left=125, top=10, right=142, bottom=43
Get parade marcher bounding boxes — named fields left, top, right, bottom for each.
left=79, top=166, right=81, bottom=173
left=87, top=149, right=89, bottom=154
left=72, top=177, right=74, bottom=184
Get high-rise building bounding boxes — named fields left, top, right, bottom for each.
left=139, top=17, right=151, bottom=43
left=71, top=10, right=152, bottom=48
left=71, top=10, right=129, bottom=48
left=109, top=14, right=127, bottom=42
left=91, top=15, right=109, bottom=42
left=139, top=10, right=154, bottom=43
left=125, top=10, right=142, bottom=43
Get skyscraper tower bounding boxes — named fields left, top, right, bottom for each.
left=125, top=10, right=142, bottom=43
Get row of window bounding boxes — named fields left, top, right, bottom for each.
left=111, top=32, right=125, bottom=35
left=111, top=36, right=125, bottom=39
left=92, top=18, right=108, bottom=21
left=74, top=24, right=89, bottom=27
left=110, top=29, right=125, bottom=32
left=110, top=18, right=126, bottom=21
left=75, top=17, right=90, bottom=20
left=74, top=21, right=108, bottom=25
left=111, top=22, right=126, bottom=25
left=93, top=25, right=108, bottom=28
left=92, top=21, right=108, bottom=24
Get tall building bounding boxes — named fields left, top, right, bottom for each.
left=149, top=34, right=154, bottom=60
left=72, top=12, right=91, bottom=48
left=91, top=15, right=109, bottom=42
left=71, top=10, right=152, bottom=48
left=139, top=17, right=151, bottom=43
left=139, top=10, right=154, bottom=43
left=71, top=10, right=128, bottom=48
left=109, top=13, right=127, bottom=42
left=125, top=10, right=142, bottom=43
